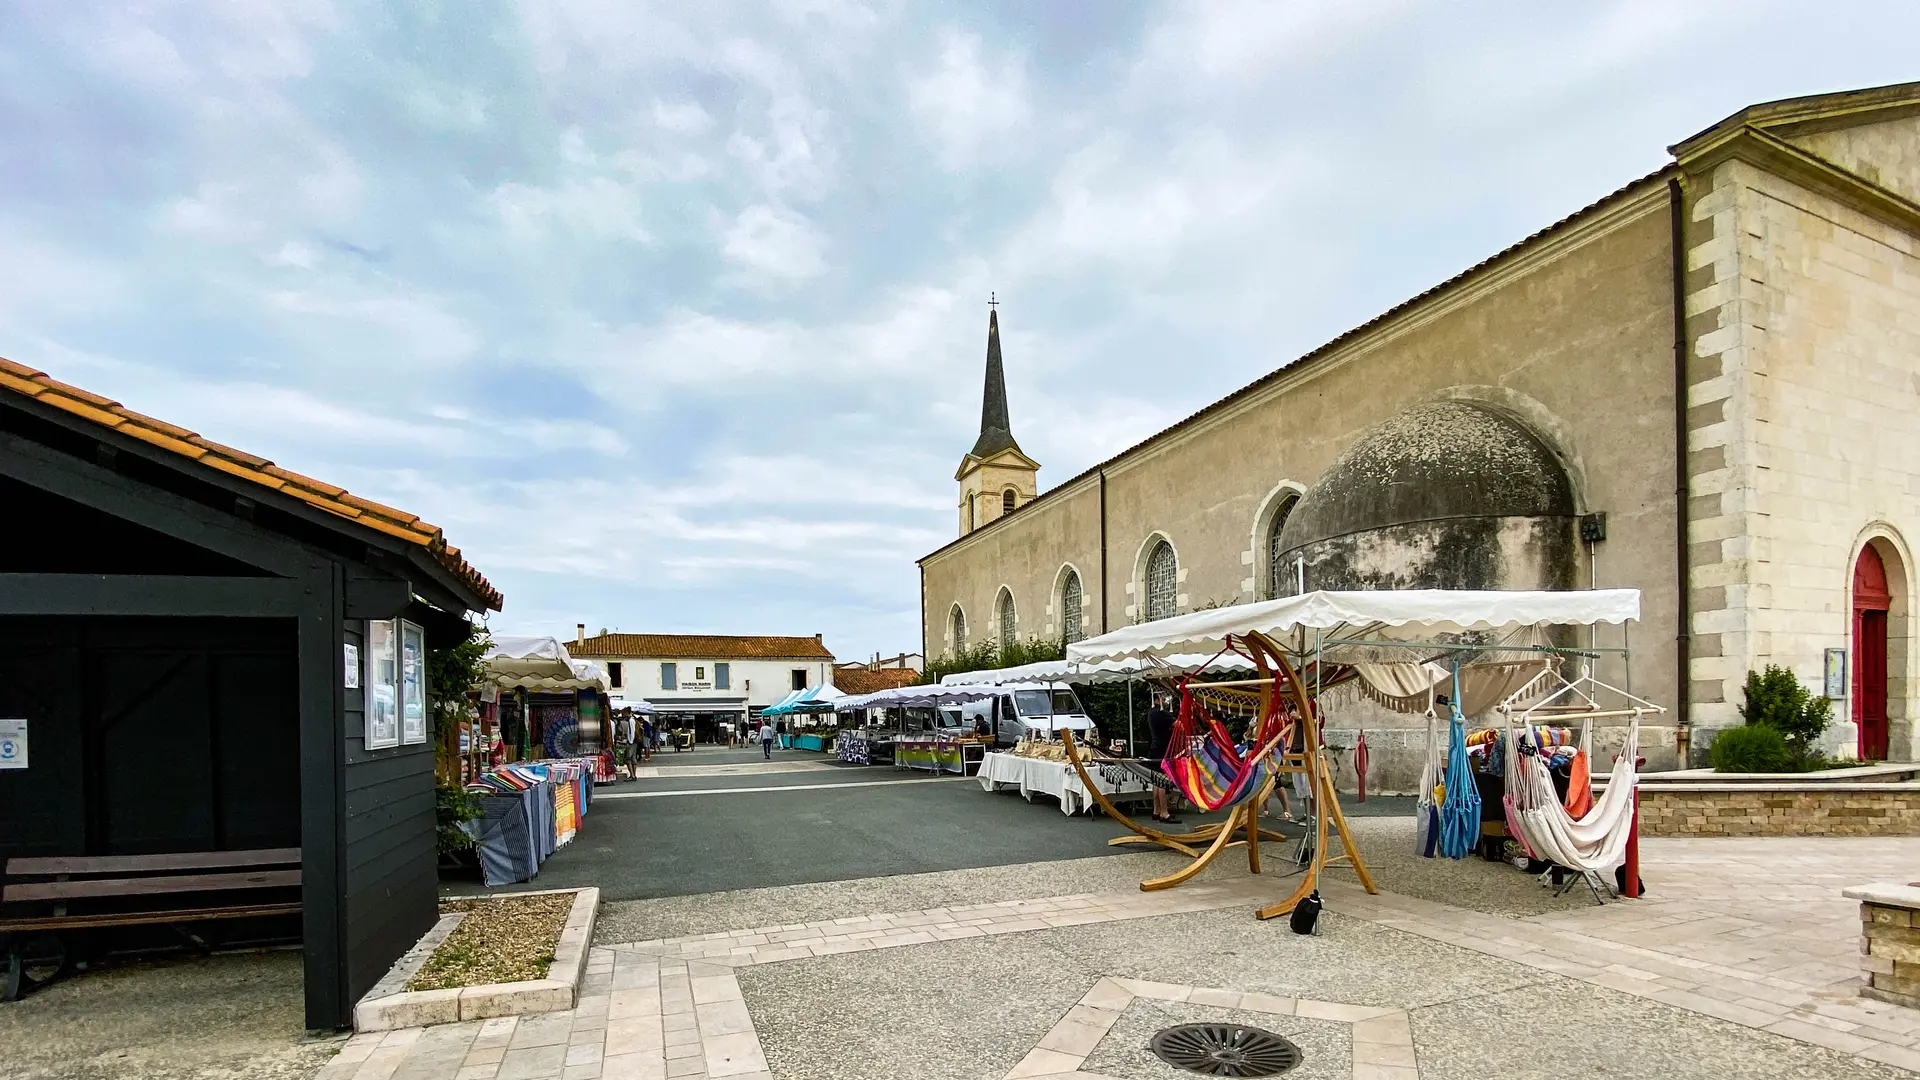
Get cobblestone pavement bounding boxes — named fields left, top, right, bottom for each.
left=312, top=834, right=1920, bottom=1080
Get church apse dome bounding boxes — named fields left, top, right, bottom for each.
left=1275, top=400, right=1577, bottom=593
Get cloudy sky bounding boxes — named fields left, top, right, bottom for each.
left=2, top=2, right=1914, bottom=659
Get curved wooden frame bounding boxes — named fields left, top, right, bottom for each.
left=1059, top=632, right=1377, bottom=916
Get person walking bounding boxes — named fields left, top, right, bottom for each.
left=758, top=717, right=777, bottom=759
left=612, top=714, right=633, bottom=781
left=1146, top=690, right=1182, bottom=825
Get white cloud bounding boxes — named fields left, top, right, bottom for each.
left=489, top=176, right=652, bottom=245
left=1139, top=0, right=1416, bottom=84
left=652, top=98, right=712, bottom=133
left=908, top=29, right=1029, bottom=169
left=721, top=203, right=826, bottom=284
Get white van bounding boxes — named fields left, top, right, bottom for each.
left=958, top=683, right=1096, bottom=748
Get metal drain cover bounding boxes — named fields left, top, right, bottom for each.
left=1149, top=1023, right=1302, bottom=1077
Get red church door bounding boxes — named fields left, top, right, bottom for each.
left=1855, top=545, right=1891, bottom=761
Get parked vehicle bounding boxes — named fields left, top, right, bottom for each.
left=957, top=683, right=1096, bottom=748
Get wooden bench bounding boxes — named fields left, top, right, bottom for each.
left=1, top=847, right=301, bottom=1001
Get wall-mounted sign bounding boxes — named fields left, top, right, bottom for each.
left=0, top=719, right=25, bottom=769
left=366, top=620, right=401, bottom=749
left=344, top=643, right=361, bottom=690
left=1826, top=648, right=1848, bottom=700
left=400, top=621, right=427, bottom=745
left=679, top=681, right=714, bottom=692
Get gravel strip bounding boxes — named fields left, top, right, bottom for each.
left=596, top=813, right=1583, bottom=944
left=410, top=892, right=575, bottom=991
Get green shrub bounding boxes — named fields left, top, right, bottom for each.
left=1737, top=665, right=1833, bottom=762
left=435, top=782, right=484, bottom=854
left=920, top=636, right=1065, bottom=684
left=1710, top=723, right=1793, bottom=773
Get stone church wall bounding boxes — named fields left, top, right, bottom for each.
left=1684, top=152, right=1920, bottom=758
left=923, top=181, right=1687, bottom=784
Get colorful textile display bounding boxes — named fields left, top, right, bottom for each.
left=837, top=733, right=871, bottom=765
left=1162, top=687, right=1281, bottom=813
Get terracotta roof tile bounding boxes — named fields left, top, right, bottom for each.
left=0, top=369, right=51, bottom=398
left=263, top=464, right=347, bottom=499
left=115, top=421, right=208, bottom=459
left=568, top=633, right=835, bottom=660
left=832, top=667, right=922, bottom=695
left=337, top=491, right=423, bottom=528
left=0, top=355, right=503, bottom=610
left=114, top=408, right=201, bottom=442
left=41, top=378, right=121, bottom=410
left=187, top=436, right=272, bottom=470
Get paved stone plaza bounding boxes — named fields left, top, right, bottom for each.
left=306, top=833, right=1920, bottom=1080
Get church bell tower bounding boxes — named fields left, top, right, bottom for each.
left=956, top=300, right=1040, bottom=536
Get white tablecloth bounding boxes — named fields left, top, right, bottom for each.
left=978, top=752, right=1155, bottom=815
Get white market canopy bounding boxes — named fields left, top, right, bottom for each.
left=938, top=653, right=1257, bottom=687
left=482, top=636, right=611, bottom=692
left=608, top=696, right=656, bottom=715
left=1066, top=589, right=1641, bottom=665
left=833, top=683, right=1004, bottom=712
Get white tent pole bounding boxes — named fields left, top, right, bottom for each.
left=1127, top=675, right=1136, bottom=757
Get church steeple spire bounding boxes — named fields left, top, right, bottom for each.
left=955, top=298, right=1040, bottom=536
left=968, top=301, right=1021, bottom=459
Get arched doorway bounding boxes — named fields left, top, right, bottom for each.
left=1857, top=544, right=1892, bottom=760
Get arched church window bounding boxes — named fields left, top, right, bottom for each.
left=1061, top=570, right=1084, bottom=643
left=951, top=605, right=967, bottom=651
left=1146, top=541, right=1177, bottom=621
left=998, top=589, right=1016, bottom=650
left=1003, top=489, right=1016, bottom=514
left=1266, top=494, right=1300, bottom=598
left=966, top=496, right=974, bottom=532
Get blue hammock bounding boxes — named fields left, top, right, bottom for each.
left=1436, top=668, right=1481, bottom=860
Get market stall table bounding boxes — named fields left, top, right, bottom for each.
left=979, top=750, right=1155, bottom=815
left=895, top=737, right=987, bottom=776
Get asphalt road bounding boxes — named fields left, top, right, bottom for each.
left=448, top=751, right=1413, bottom=902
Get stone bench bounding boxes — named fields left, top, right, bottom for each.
left=1843, top=882, right=1920, bottom=1008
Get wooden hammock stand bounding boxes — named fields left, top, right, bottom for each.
left=1060, top=629, right=1377, bottom=920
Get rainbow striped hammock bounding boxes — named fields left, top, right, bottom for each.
left=1162, top=686, right=1288, bottom=813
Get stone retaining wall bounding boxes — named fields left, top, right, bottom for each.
left=1636, top=785, right=1920, bottom=837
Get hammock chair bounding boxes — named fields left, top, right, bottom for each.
left=1410, top=666, right=1484, bottom=860
left=1161, top=680, right=1286, bottom=813
left=1432, top=667, right=1482, bottom=860
left=1059, top=633, right=1377, bottom=911
left=1495, top=666, right=1664, bottom=898
left=1505, top=711, right=1642, bottom=876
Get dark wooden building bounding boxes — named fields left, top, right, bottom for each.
left=0, top=357, right=502, bottom=1029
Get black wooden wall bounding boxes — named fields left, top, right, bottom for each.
left=337, top=617, right=439, bottom=1008
left=0, top=617, right=300, bottom=862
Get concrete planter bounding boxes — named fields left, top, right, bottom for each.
left=353, top=886, right=599, bottom=1032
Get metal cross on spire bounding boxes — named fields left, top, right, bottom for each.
left=989, top=292, right=997, bottom=311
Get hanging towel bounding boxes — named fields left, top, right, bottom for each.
left=1563, top=750, right=1594, bottom=818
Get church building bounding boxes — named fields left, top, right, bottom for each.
left=919, top=81, right=1920, bottom=786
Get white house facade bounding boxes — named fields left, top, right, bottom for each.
left=564, top=631, right=837, bottom=740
